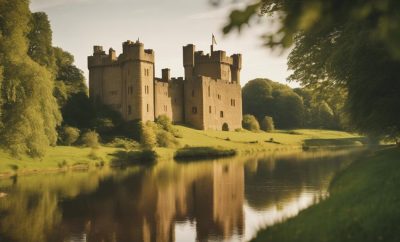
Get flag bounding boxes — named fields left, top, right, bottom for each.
left=212, top=34, right=217, bottom=45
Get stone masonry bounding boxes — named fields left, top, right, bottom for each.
left=88, top=40, right=242, bottom=131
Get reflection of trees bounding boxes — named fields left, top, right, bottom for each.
left=244, top=151, right=355, bottom=210
left=0, top=190, right=60, bottom=242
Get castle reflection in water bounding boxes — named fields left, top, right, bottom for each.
left=0, top=150, right=358, bottom=242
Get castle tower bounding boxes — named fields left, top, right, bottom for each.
left=88, top=40, right=155, bottom=122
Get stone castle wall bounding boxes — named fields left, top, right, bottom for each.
left=88, top=41, right=243, bottom=131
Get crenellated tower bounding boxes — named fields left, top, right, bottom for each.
left=88, top=40, right=155, bottom=122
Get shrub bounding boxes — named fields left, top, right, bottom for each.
left=242, top=114, right=260, bottom=131
left=81, top=130, right=100, bottom=149
left=260, top=116, right=275, bottom=132
left=156, top=130, right=180, bottom=148
left=110, top=137, right=140, bottom=150
left=95, top=118, right=115, bottom=134
left=174, top=146, right=237, bottom=160
left=140, top=121, right=156, bottom=149
left=155, top=115, right=173, bottom=131
left=61, top=126, right=80, bottom=146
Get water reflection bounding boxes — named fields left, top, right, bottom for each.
left=0, top=149, right=361, bottom=242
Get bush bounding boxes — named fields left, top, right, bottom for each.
left=260, top=116, right=275, bottom=132
left=110, top=137, right=140, bottom=150
left=174, top=146, right=237, bottom=160
left=140, top=121, right=156, bottom=149
left=155, top=115, right=173, bottom=132
left=156, top=130, right=180, bottom=148
left=95, top=118, right=115, bottom=134
left=242, top=114, right=260, bottom=131
left=81, top=130, right=100, bottom=149
left=61, top=126, right=80, bottom=146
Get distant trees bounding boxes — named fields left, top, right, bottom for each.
left=242, top=79, right=304, bottom=129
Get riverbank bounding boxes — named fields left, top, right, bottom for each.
left=0, top=126, right=362, bottom=177
left=250, top=147, right=400, bottom=242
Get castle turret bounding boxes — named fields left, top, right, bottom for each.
left=231, top=54, right=242, bottom=83
left=162, top=68, right=171, bottom=82
left=183, top=44, right=195, bottom=80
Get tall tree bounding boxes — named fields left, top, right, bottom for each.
left=221, top=0, right=400, bottom=138
left=0, top=0, right=61, bottom=157
left=28, top=12, right=55, bottom=69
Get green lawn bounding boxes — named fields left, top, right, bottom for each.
left=0, top=126, right=362, bottom=176
left=251, top=147, right=400, bottom=242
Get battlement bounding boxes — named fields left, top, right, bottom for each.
left=88, top=41, right=155, bottom=68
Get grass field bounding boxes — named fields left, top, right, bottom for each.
left=251, top=147, right=400, bottom=242
left=0, top=126, right=362, bottom=176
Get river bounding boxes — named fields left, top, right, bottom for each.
left=0, top=149, right=362, bottom=242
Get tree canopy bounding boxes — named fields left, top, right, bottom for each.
left=0, top=0, right=61, bottom=157
left=221, top=0, right=400, bottom=138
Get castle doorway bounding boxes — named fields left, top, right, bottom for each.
left=222, top=123, right=229, bottom=131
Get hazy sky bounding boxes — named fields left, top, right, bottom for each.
left=30, top=0, right=293, bottom=87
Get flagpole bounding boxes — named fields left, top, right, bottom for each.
left=211, top=34, right=214, bottom=53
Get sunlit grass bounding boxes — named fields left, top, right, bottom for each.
left=0, top=126, right=362, bottom=176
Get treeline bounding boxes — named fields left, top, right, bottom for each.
left=242, top=78, right=347, bottom=130
left=0, top=1, right=119, bottom=157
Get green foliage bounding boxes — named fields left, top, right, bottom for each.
left=242, top=79, right=304, bottom=129
left=139, top=121, right=156, bottom=150
left=242, top=114, right=260, bottom=132
left=61, top=126, right=80, bottom=146
left=156, top=130, right=180, bottom=148
left=222, top=0, right=400, bottom=138
left=28, top=12, right=55, bottom=69
left=109, top=137, right=139, bottom=150
left=81, top=131, right=100, bottom=149
left=155, top=115, right=173, bottom=132
left=260, top=116, right=274, bottom=132
left=0, top=1, right=61, bottom=157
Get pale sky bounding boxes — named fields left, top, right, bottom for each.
left=30, top=0, right=293, bottom=87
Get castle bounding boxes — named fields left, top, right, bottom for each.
left=88, top=40, right=242, bottom=131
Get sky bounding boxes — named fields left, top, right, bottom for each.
left=30, top=0, right=293, bottom=87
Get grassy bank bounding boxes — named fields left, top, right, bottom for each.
left=251, top=147, right=400, bottom=242
left=0, top=126, right=362, bottom=177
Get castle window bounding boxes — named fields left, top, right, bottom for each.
left=192, top=90, right=195, bottom=97
left=220, top=111, right=224, bottom=118
left=128, top=105, right=132, bottom=115
left=147, top=104, right=149, bottom=112
left=231, top=99, right=236, bottom=106
left=209, top=106, right=212, bottom=113
left=174, top=98, right=177, bottom=103
left=218, top=94, right=221, bottom=100
left=208, top=86, right=210, bottom=97
left=192, top=107, right=197, bottom=114
left=110, top=90, right=118, bottom=96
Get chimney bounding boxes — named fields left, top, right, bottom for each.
left=162, top=68, right=170, bottom=82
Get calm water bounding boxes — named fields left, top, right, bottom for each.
left=0, top=149, right=362, bottom=242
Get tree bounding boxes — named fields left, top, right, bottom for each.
left=28, top=12, right=55, bottom=69
left=0, top=0, right=61, bottom=157
left=242, top=114, right=260, bottom=132
left=242, top=79, right=304, bottom=129
left=222, top=0, right=400, bottom=138
left=260, top=116, right=274, bottom=132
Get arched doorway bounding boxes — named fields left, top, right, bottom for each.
left=222, top=123, right=229, bottom=131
